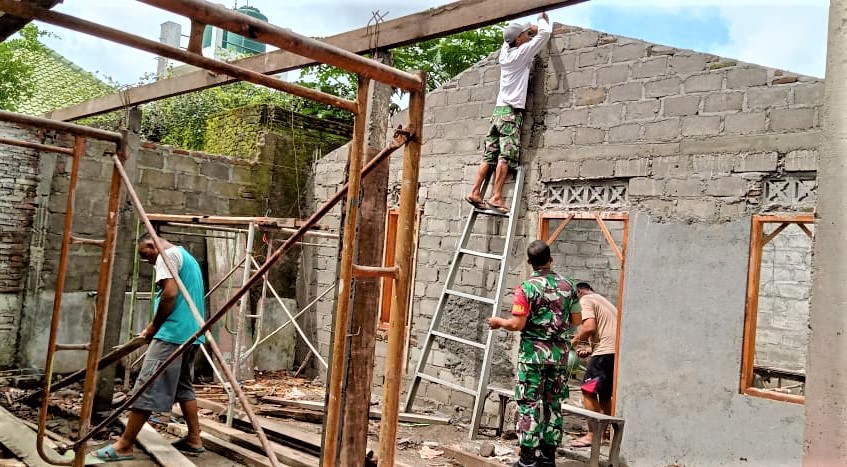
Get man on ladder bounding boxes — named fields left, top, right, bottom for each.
left=489, top=240, right=581, bottom=467
left=465, top=12, right=551, bottom=213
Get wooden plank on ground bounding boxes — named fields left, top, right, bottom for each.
left=257, top=405, right=324, bottom=424
left=47, top=0, right=588, bottom=121
left=441, top=445, right=505, bottom=467
left=118, top=417, right=195, bottom=467
left=260, top=396, right=450, bottom=425
left=0, top=405, right=65, bottom=467
left=261, top=396, right=452, bottom=425
left=197, top=417, right=318, bottom=467
left=200, top=432, right=270, bottom=467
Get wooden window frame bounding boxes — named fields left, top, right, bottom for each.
left=741, top=214, right=814, bottom=404
left=539, top=211, right=629, bottom=414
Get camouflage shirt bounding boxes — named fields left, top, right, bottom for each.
left=511, top=268, right=580, bottom=364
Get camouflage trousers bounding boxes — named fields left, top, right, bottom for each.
left=483, top=106, right=523, bottom=170
left=514, top=362, right=569, bottom=449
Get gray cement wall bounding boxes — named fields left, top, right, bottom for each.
left=618, top=214, right=803, bottom=466
left=304, top=23, right=822, bottom=462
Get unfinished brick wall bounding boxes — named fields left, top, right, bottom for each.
left=3, top=128, right=268, bottom=370
left=0, top=124, right=40, bottom=367
left=304, top=24, right=823, bottom=436
left=757, top=224, right=813, bottom=373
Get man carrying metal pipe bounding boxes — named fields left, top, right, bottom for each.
left=465, top=12, right=551, bottom=213
left=95, top=233, right=206, bottom=461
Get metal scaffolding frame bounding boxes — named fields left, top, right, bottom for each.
left=134, top=216, right=337, bottom=426
left=0, top=1, right=426, bottom=466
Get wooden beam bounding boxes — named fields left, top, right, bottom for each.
left=0, top=0, right=358, bottom=114
left=196, top=417, right=319, bottom=467
left=140, top=0, right=422, bottom=92
left=261, top=396, right=452, bottom=425
left=593, top=212, right=623, bottom=263
left=0, top=0, right=61, bottom=41
left=47, top=0, right=589, bottom=121
left=201, top=432, right=272, bottom=467
left=546, top=213, right=574, bottom=243
left=762, top=222, right=790, bottom=246
left=741, top=216, right=765, bottom=394
left=0, top=406, right=64, bottom=467
left=187, top=20, right=205, bottom=55
left=798, top=222, right=814, bottom=238
left=119, top=417, right=196, bottom=467
left=440, top=445, right=506, bottom=467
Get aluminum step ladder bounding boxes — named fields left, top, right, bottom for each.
left=403, top=166, right=524, bottom=439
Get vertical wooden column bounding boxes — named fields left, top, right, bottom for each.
left=804, top=0, right=847, bottom=463
left=340, top=50, right=394, bottom=466
left=378, top=71, right=426, bottom=466
left=322, top=75, right=370, bottom=467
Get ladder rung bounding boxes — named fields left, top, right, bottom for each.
left=444, top=289, right=495, bottom=305
left=431, top=331, right=486, bottom=349
left=417, top=373, right=477, bottom=396
left=55, top=343, right=90, bottom=351
left=70, top=236, right=105, bottom=247
left=473, top=207, right=510, bottom=217
left=458, top=248, right=503, bottom=261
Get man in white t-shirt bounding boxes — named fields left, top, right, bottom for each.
left=465, top=12, right=552, bottom=214
left=570, top=282, right=619, bottom=448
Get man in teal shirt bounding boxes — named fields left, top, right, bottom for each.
left=95, top=234, right=206, bottom=461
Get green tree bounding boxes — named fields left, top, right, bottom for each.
left=0, top=25, right=51, bottom=111
left=295, top=24, right=504, bottom=122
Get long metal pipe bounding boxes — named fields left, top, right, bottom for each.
left=74, top=128, right=410, bottom=451
left=0, top=137, right=74, bottom=155
left=36, top=137, right=86, bottom=466
left=322, top=76, right=370, bottom=467
left=0, top=0, right=358, bottom=114
left=138, top=0, right=423, bottom=92
left=102, top=154, right=282, bottom=467
left=378, top=72, right=427, bottom=466
left=0, top=110, right=122, bottom=143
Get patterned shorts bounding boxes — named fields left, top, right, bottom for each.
left=483, top=106, right=524, bottom=170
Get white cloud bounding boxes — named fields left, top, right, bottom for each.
left=708, top=5, right=828, bottom=77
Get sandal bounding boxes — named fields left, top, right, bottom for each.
left=465, top=195, right=486, bottom=209
left=172, top=437, right=206, bottom=455
left=485, top=200, right=510, bottom=214
left=94, top=445, right=135, bottom=462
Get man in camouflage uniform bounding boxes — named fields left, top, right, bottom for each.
left=465, top=12, right=551, bottom=214
left=489, top=240, right=581, bottom=467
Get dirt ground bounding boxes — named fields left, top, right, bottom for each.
left=0, top=371, right=601, bottom=466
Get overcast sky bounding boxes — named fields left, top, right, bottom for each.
left=31, top=0, right=830, bottom=85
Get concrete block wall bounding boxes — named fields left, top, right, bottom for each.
left=757, top=225, right=813, bottom=373
left=0, top=124, right=266, bottom=371
left=305, top=23, right=824, bottom=464
left=550, top=219, right=623, bottom=305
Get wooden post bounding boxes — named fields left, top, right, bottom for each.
left=339, top=50, right=393, bottom=466
left=804, top=0, right=847, bottom=463
left=377, top=71, right=426, bottom=466
left=321, top=76, right=370, bottom=467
